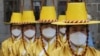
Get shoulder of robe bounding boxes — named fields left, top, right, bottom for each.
left=88, top=47, right=100, bottom=56
left=13, top=38, right=23, bottom=46
left=2, top=37, right=12, bottom=45
left=56, top=35, right=68, bottom=47
left=49, top=46, right=64, bottom=56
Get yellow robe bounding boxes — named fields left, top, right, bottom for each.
left=12, top=38, right=23, bottom=56
left=18, top=39, right=36, bottom=56
left=0, top=49, right=3, bottom=56
left=53, top=43, right=100, bottom=56
left=57, top=35, right=68, bottom=46
left=1, top=37, right=14, bottom=56
left=1, top=37, right=22, bottom=56
left=32, top=37, right=63, bottom=56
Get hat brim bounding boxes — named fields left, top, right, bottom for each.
left=4, top=22, right=22, bottom=25
left=38, top=20, right=57, bottom=23
left=65, top=21, right=100, bottom=25
left=22, top=21, right=39, bottom=24
left=52, top=22, right=67, bottom=25
left=52, top=21, right=100, bottom=25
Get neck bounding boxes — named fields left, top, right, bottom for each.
left=43, top=36, right=56, bottom=45
left=12, top=35, right=21, bottom=41
left=43, top=37, right=54, bottom=43
left=70, top=42, right=86, bottom=55
left=60, top=33, right=65, bottom=37
left=24, top=36, right=35, bottom=43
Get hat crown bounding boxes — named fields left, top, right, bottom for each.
left=10, top=12, right=22, bottom=24
left=39, top=6, right=57, bottom=23
left=22, top=10, right=36, bottom=24
left=58, top=15, right=66, bottom=22
left=66, top=2, right=87, bottom=21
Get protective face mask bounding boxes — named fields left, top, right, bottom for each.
left=24, top=29, right=35, bottom=38
left=69, top=32, right=87, bottom=46
left=42, top=27, right=56, bottom=38
left=12, top=29, right=21, bottom=37
left=59, top=27, right=66, bottom=34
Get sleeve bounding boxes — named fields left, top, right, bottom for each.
left=49, top=47, right=63, bottom=56
left=1, top=41, right=9, bottom=56
left=12, top=39, right=23, bottom=56
left=96, top=50, right=100, bottom=56
left=0, top=49, right=3, bottom=56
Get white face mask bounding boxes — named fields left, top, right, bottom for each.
left=42, top=27, right=56, bottom=38
left=59, top=27, right=66, bottom=34
left=12, top=29, right=21, bottom=37
left=69, top=32, right=87, bottom=46
left=24, top=29, right=35, bottom=38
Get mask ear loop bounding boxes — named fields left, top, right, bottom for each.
left=40, top=25, right=49, bottom=56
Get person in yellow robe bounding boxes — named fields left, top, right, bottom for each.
left=55, top=15, right=67, bottom=43
left=58, top=25, right=66, bottom=42
left=18, top=24, right=38, bottom=56
left=51, top=1, right=100, bottom=56
left=2, top=24, right=22, bottom=56
left=54, top=25, right=100, bottom=56
left=32, top=5, right=62, bottom=56
left=32, top=23, right=62, bottom=56
left=16, top=10, right=38, bottom=56
left=51, top=15, right=68, bottom=48
left=1, top=12, right=22, bottom=56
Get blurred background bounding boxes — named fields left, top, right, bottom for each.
left=0, top=0, right=100, bottom=50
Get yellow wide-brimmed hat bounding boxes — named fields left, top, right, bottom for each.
left=39, top=6, right=57, bottom=23
left=52, top=15, right=67, bottom=25
left=22, top=10, right=37, bottom=24
left=5, top=12, right=22, bottom=25
left=65, top=2, right=100, bottom=25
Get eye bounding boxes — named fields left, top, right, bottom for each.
left=72, top=29, right=77, bottom=32
left=24, top=27, right=28, bottom=29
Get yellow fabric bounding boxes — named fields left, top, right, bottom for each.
left=1, top=37, right=14, bottom=56
left=22, top=10, right=37, bottom=24
left=57, top=35, right=68, bottom=46
left=11, top=38, right=23, bottom=56
left=0, top=49, right=3, bottom=56
left=17, top=39, right=36, bottom=56
left=53, top=44, right=100, bottom=56
left=66, top=2, right=87, bottom=20
left=40, top=6, right=57, bottom=21
left=32, top=37, right=63, bottom=56
left=32, top=38, right=43, bottom=56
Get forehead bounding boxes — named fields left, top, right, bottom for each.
left=41, top=23, right=56, bottom=26
left=11, top=25, right=21, bottom=27
left=23, top=24, right=35, bottom=27
left=69, top=25, right=87, bottom=29
left=58, top=25, right=66, bottom=28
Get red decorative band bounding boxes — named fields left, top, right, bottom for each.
left=65, top=20, right=89, bottom=23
